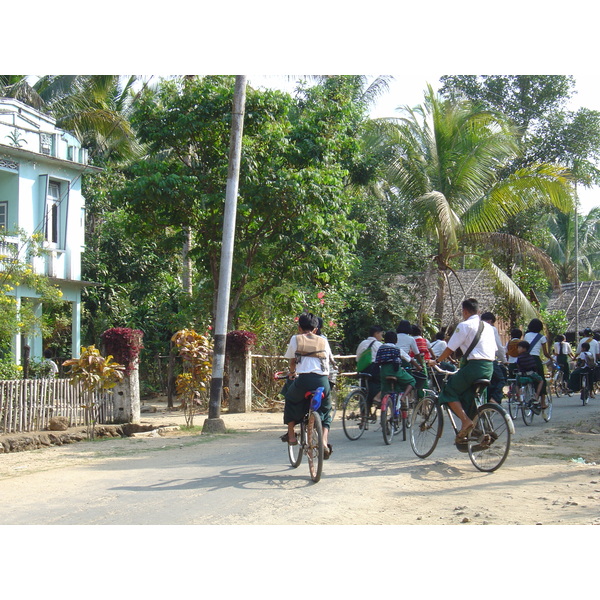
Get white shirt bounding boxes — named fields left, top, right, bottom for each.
left=489, top=324, right=506, bottom=362
left=524, top=331, right=547, bottom=357
left=284, top=334, right=332, bottom=375
left=396, top=333, right=419, bottom=357
left=446, top=315, right=496, bottom=361
left=430, top=339, right=447, bottom=359
left=355, top=337, right=382, bottom=362
left=553, top=341, right=571, bottom=356
left=577, top=337, right=599, bottom=358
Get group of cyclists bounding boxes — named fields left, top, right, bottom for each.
left=278, top=303, right=599, bottom=457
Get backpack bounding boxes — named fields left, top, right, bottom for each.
left=294, top=334, right=327, bottom=369
left=356, top=340, right=375, bottom=372
left=507, top=339, right=520, bottom=358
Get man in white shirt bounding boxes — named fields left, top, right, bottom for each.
left=481, top=312, right=507, bottom=403
left=355, top=326, right=384, bottom=407
left=429, top=298, right=496, bottom=443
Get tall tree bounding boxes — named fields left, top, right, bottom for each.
left=376, top=85, right=573, bottom=324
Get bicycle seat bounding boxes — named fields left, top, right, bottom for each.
left=385, top=376, right=398, bottom=381
left=357, top=372, right=373, bottom=379
left=471, top=379, right=490, bottom=394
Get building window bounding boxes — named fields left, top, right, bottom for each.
left=0, top=201, right=7, bottom=230
left=40, top=133, right=55, bottom=156
left=45, top=182, right=60, bottom=244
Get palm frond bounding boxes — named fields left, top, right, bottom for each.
left=485, top=261, right=539, bottom=322
left=466, top=232, right=561, bottom=289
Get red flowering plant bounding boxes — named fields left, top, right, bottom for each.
left=226, top=330, right=257, bottom=357
left=100, top=328, right=144, bottom=375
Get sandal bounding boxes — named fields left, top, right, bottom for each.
left=324, top=444, right=333, bottom=459
left=455, top=423, right=474, bottom=444
left=280, top=432, right=298, bottom=445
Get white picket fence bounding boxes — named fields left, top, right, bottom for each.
left=0, top=378, right=116, bottom=434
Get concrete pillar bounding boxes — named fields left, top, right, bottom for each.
left=227, top=350, right=252, bottom=413
left=111, top=364, right=141, bottom=424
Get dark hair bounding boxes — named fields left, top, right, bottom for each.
left=583, top=327, right=592, bottom=335
left=298, top=312, right=319, bottom=332
left=396, top=320, right=412, bottom=334
left=581, top=342, right=590, bottom=351
left=316, top=317, right=324, bottom=336
left=43, top=349, right=53, bottom=359
left=411, top=324, right=422, bottom=336
left=595, top=332, right=600, bottom=341
left=510, top=328, right=522, bottom=339
left=481, top=311, right=495, bottom=323
left=435, top=332, right=445, bottom=341
left=384, top=330, right=398, bottom=344
left=526, top=318, right=544, bottom=333
left=517, top=340, right=530, bottom=351
left=462, top=298, right=479, bottom=314
left=369, top=325, right=384, bottom=337
left=555, top=334, right=565, bottom=343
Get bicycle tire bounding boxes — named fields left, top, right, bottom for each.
left=287, top=423, right=303, bottom=468
left=342, top=388, right=368, bottom=441
left=409, top=395, right=442, bottom=458
left=581, top=375, right=589, bottom=406
left=468, top=403, right=511, bottom=472
left=329, top=387, right=338, bottom=422
left=507, top=383, right=520, bottom=420
left=381, top=394, right=395, bottom=445
left=542, top=395, right=553, bottom=422
left=307, top=411, right=324, bottom=483
left=521, top=383, right=534, bottom=426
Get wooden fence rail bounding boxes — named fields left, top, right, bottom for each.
left=0, top=379, right=116, bottom=434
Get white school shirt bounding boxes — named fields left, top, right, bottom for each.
left=577, top=337, right=599, bottom=358
left=524, top=332, right=547, bottom=357
left=446, top=315, right=496, bottom=361
left=396, top=333, right=419, bottom=357
left=430, top=339, right=447, bottom=359
left=355, top=337, right=382, bottom=363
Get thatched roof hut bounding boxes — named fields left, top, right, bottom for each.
left=546, top=281, right=600, bottom=335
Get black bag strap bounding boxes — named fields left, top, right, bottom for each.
left=463, top=320, right=484, bottom=361
left=529, top=333, right=542, bottom=352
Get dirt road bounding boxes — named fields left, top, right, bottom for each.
left=0, top=394, right=599, bottom=526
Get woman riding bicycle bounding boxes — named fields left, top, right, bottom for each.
left=280, top=313, right=334, bottom=458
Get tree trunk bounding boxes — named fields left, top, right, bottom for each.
left=182, top=226, right=193, bottom=296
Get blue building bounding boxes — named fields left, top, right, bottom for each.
left=0, top=97, right=99, bottom=364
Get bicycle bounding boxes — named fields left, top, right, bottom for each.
left=549, top=362, right=571, bottom=397
left=380, top=376, right=415, bottom=444
left=517, top=375, right=552, bottom=425
left=341, top=371, right=378, bottom=441
left=580, top=367, right=592, bottom=406
left=275, top=372, right=326, bottom=483
left=504, top=377, right=522, bottom=421
left=410, top=365, right=514, bottom=472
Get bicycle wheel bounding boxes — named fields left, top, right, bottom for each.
left=381, top=394, right=395, bottom=445
left=409, top=395, right=443, bottom=458
left=287, top=424, right=302, bottom=468
left=329, top=387, right=338, bottom=422
left=521, top=384, right=534, bottom=426
left=342, top=388, right=367, bottom=441
left=507, top=384, right=520, bottom=420
left=306, top=411, right=324, bottom=483
left=558, top=372, right=572, bottom=397
left=542, top=395, right=553, bottom=422
left=581, top=375, right=589, bottom=406
left=468, top=404, right=511, bottom=472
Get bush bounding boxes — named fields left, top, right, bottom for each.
left=100, top=328, right=144, bottom=374
left=0, top=357, right=22, bottom=380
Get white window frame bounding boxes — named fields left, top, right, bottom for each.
left=0, top=201, right=7, bottom=230
left=45, top=181, right=61, bottom=246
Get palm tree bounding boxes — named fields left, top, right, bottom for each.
left=545, top=206, right=600, bottom=282
left=375, top=85, right=573, bottom=323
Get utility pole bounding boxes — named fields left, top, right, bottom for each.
left=203, top=75, right=247, bottom=434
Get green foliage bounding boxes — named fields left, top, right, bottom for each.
left=540, top=309, right=569, bottom=341
left=0, top=232, right=65, bottom=352
left=0, top=357, right=22, bottom=380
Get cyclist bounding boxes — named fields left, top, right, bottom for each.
left=505, top=328, right=523, bottom=378
left=281, top=312, right=334, bottom=458
left=515, top=340, right=545, bottom=408
left=568, top=341, right=595, bottom=393
left=481, top=312, right=507, bottom=403
left=372, top=330, right=419, bottom=406
left=355, top=325, right=384, bottom=410
left=553, top=334, right=574, bottom=380
left=523, top=318, right=551, bottom=409
left=427, top=298, right=496, bottom=443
